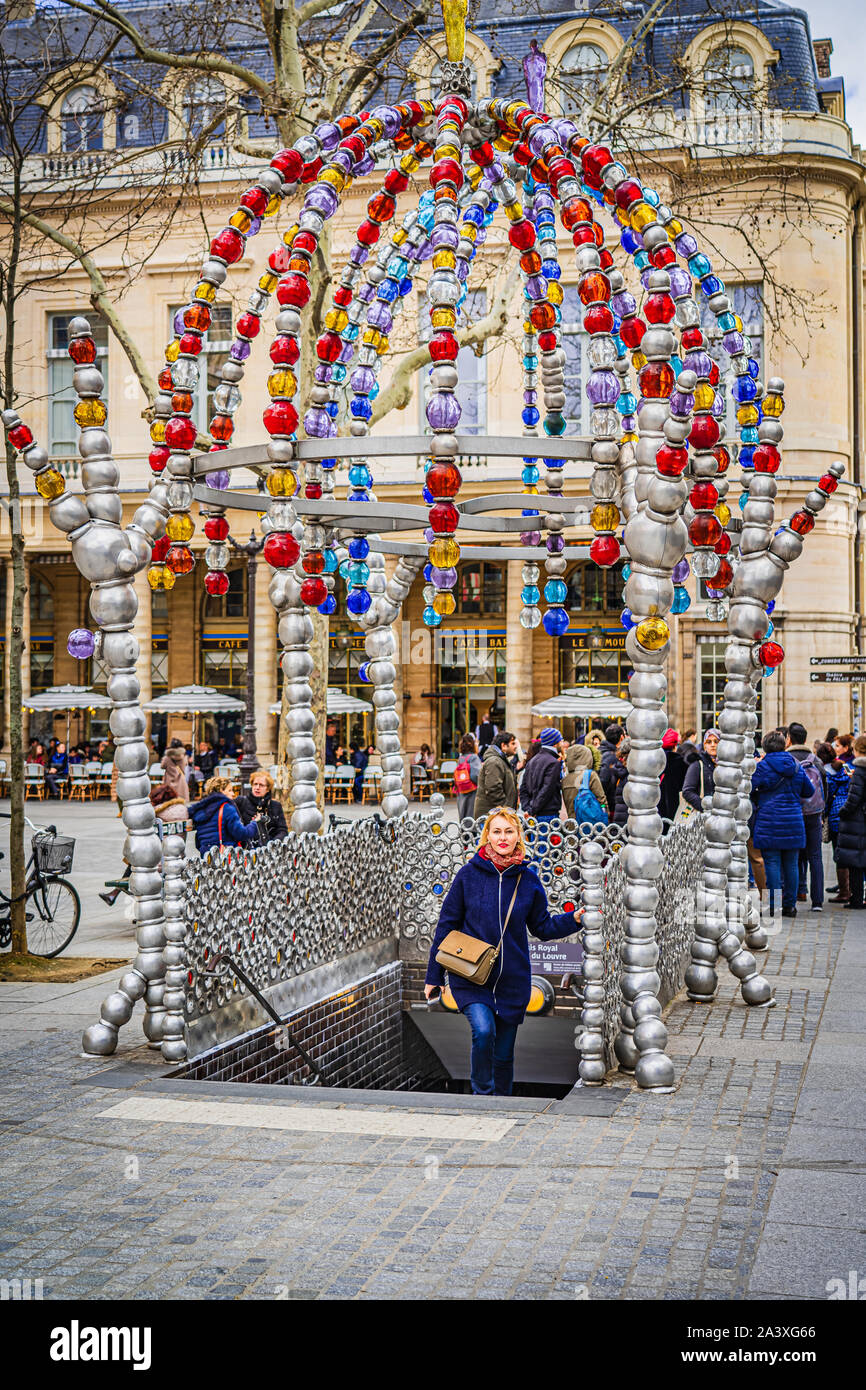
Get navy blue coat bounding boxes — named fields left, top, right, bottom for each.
left=835, top=757, right=866, bottom=867
left=425, top=852, right=579, bottom=1024
left=188, top=792, right=259, bottom=853
left=751, top=751, right=813, bottom=851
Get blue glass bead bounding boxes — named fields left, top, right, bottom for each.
left=317, top=595, right=337, bottom=616
left=346, top=587, right=372, bottom=616
left=387, top=255, right=409, bottom=279
left=536, top=209, right=555, bottom=227
left=541, top=259, right=561, bottom=280
left=552, top=305, right=562, bottom=325
left=617, top=392, right=637, bottom=415
left=671, top=585, right=691, bottom=614
left=369, top=382, right=379, bottom=401
left=348, top=536, right=369, bottom=560
left=701, top=275, right=724, bottom=296
left=348, top=464, right=372, bottom=487
left=620, top=606, right=635, bottom=630
left=763, top=666, right=774, bottom=678
left=542, top=606, right=570, bottom=637
left=338, top=559, right=351, bottom=578
left=544, top=413, right=567, bottom=437
left=323, top=549, right=338, bottom=573
left=342, top=324, right=359, bottom=342
left=739, top=445, right=755, bottom=468
left=523, top=354, right=538, bottom=372
left=399, top=276, right=413, bottom=297
left=542, top=457, right=560, bottom=469
left=670, top=354, right=683, bottom=377
left=358, top=661, right=371, bottom=683
left=688, top=253, right=712, bottom=279
left=734, top=376, right=758, bottom=401
left=377, top=278, right=399, bottom=303
left=643, top=186, right=660, bottom=206
left=423, top=563, right=433, bottom=582
left=331, top=364, right=347, bottom=384
left=741, top=426, right=760, bottom=444
left=738, top=492, right=749, bottom=511
left=421, top=484, right=433, bottom=505
left=544, top=579, right=568, bottom=604
left=423, top=604, right=442, bottom=628
left=611, top=314, right=621, bottom=333
left=621, top=562, right=631, bottom=580
left=348, top=561, right=370, bottom=585
left=348, top=488, right=368, bottom=502
left=748, top=357, right=760, bottom=379
left=766, top=599, right=775, bottom=614
left=718, top=312, right=737, bottom=332
left=766, top=620, right=774, bottom=637
left=521, top=585, right=540, bottom=606
left=321, top=457, right=336, bottom=471
left=522, top=406, right=540, bottom=427
left=463, top=205, right=484, bottom=226
left=634, top=250, right=650, bottom=271
left=613, top=335, right=626, bottom=357
left=522, top=465, right=540, bottom=485
left=621, top=228, right=641, bottom=255
left=325, top=400, right=339, bottom=418
left=483, top=208, right=494, bottom=227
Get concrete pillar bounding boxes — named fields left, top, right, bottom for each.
left=253, top=558, right=278, bottom=764
left=2, top=557, right=11, bottom=754
left=132, top=568, right=152, bottom=742
left=505, top=559, right=533, bottom=747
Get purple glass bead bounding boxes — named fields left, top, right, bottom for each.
left=371, top=105, right=402, bottom=139
left=670, top=391, right=694, bottom=417
left=489, top=160, right=505, bottom=182
left=355, top=155, right=375, bottom=176
left=525, top=275, right=547, bottom=300
left=610, top=292, right=636, bottom=318
left=333, top=150, right=353, bottom=173
left=173, top=309, right=186, bottom=335
left=415, top=239, right=433, bottom=261
left=674, top=233, right=698, bottom=258
left=303, top=407, right=331, bottom=438
left=640, top=268, right=653, bottom=292
left=230, top=340, right=251, bottom=361
left=534, top=188, right=554, bottom=211
left=520, top=529, right=542, bottom=546
left=431, top=566, right=457, bottom=589
left=316, top=121, right=341, bottom=151
left=358, top=281, right=375, bottom=303
left=547, top=533, right=565, bottom=553
left=528, top=127, right=555, bottom=156
left=712, top=394, right=725, bottom=418
left=351, top=366, right=377, bottom=394
left=205, top=469, right=230, bottom=490
left=426, top=393, right=461, bottom=430
left=586, top=370, right=620, bottom=406
left=723, top=331, right=745, bottom=355
left=432, top=224, right=459, bottom=249
left=456, top=259, right=470, bottom=283
left=668, top=267, right=692, bottom=299
left=475, top=227, right=487, bottom=247
left=684, top=351, right=713, bottom=377
left=305, top=185, right=339, bottom=218
left=524, top=390, right=537, bottom=405
left=367, top=302, right=393, bottom=332
left=315, top=364, right=333, bottom=384
left=338, top=342, right=354, bottom=364
left=67, top=627, right=95, bottom=660
left=350, top=244, right=370, bottom=267
left=620, top=414, right=637, bottom=431
left=554, top=119, right=578, bottom=147
left=424, top=527, right=436, bottom=544
left=248, top=216, right=262, bottom=237
left=672, top=558, right=691, bottom=583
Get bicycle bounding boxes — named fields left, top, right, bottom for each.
left=0, top=811, right=81, bottom=957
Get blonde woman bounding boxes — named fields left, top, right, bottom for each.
left=188, top=775, right=259, bottom=855
left=236, top=769, right=288, bottom=842
left=424, top=808, right=583, bottom=1096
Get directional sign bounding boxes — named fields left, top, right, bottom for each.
left=811, top=656, right=866, bottom=666
left=810, top=672, right=866, bottom=683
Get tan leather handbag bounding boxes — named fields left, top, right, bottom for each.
left=436, top=876, right=522, bottom=985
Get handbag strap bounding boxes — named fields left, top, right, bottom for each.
left=493, top=873, right=522, bottom=960
left=217, top=802, right=225, bottom=849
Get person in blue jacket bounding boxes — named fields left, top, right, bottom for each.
left=424, top=807, right=583, bottom=1096
left=751, top=731, right=814, bottom=917
left=188, top=775, right=260, bottom=855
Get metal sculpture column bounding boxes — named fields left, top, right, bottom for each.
left=577, top=838, right=606, bottom=1084
left=229, top=528, right=265, bottom=783
left=364, top=552, right=421, bottom=819
left=159, top=831, right=188, bottom=1062
left=270, top=553, right=321, bottom=834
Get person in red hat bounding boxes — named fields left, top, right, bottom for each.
left=659, top=728, right=686, bottom=826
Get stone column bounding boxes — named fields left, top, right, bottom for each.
left=505, top=560, right=533, bottom=748
left=20, top=555, right=30, bottom=706
left=132, top=567, right=152, bottom=741
left=253, top=558, right=278, bottom=765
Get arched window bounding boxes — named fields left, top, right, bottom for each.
left=182, top=77, right=226, bottom=140
left=703, top=45, right=754, bottom=113
left=559, top=43, right=608, bottom=115
left=29, top=575, right=55, bottom=626
left=61, top=86, right=103, bottom=153
left=430, top=60, right=478, bottom=101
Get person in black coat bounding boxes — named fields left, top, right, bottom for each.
left=659, top=728, right=686, bottom=825
left=835, top=737, right=866, bottom=909
left=519, top=728, right=566, bottom=819
left=610, top=739, right=630, bottom=825
left=236, top=770, right=288, bottom=843
left=682, top=729, right=719, bottom=810
left=598, top=723, right=625, bottom=816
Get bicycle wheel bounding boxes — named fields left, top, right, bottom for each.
left=24, top=877, right=81, bottom=958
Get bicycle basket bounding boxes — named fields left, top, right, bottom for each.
left=33, top=832, right=75, bottom=875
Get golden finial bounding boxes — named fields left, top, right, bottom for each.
left=439, top=0, right=467, bottom=63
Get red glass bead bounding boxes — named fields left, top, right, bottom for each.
left=164, top=417, right=197, bottom=450
left=529, top=302, right=556, bottom=331
left=300, top=158, right=322, bottom=183
left=708, top=361, right=720, bottom=387
left=316, top=331, right=343, bottom=363
left=429, top=501, right=460, bottom=533
left=639, top=361, right=675, bottom=398
left=753, top=444, right=780, bottom=472
left=819, top=472, right=838, bottom=494
left=8, top=424, right=33, bottom=450
left=209, top=442, right=227, bottom=452
left=619, top=316, right=646, bottom=349
left=759, top=640, right=784, bottom=667
left=268, top=246, right=292, bottom=274
left=688, top=415, right=721, bottom=449
left=158, top=368, right=173, bottom=391
left=470, top=142, right=495, bottom=167
left=305, top=482, right=323, bottom=500
left=204, top=516, right=229, bottom=541
left=714, top=446, right=730, bottom=474
left=656, top=444, right=689, bottom=477
left=582, top=305, right=614, bottom=335
left=688, top=513, right=722, bottom=547
left=152, top=535, right=171, bottom=562
left=426, top=462, right=462, bottom=498
left=790, top=510, right=815, bottom=536
left=384, top=169, right=410, bottom=194
left=166, top=544, right=195, bottom=576
left=367, top=191, right=396, bottom=222
left=178, top=334, right=203, bottom=356
left=508, top=220, right=536, bottom=252
left=520, top=250, right=542, bottom=275
left=340, top=134, right=366, bottom=161
left=590, top=534, right=621, bottom=567
left=614, top=178, right=643, bottom=210
left=537, top=330, right=558, bottom=352
left=681, top=327, right=704, bottom=350
left=271, top=148, right=304, bottom=181
left=560, top=198, right=592, bottom=230
left=270, top=335, right=300, bottom=366
left=714, top=532, right=732, bottom=555
left=301, top=551, right=325, bottom=574
left=599, top=249, right=614, bottom=270
left=68, top=337, right=96, bottom=364
left=689, top=482, right=719, bottom=510
left=240, top=186, right=269, bottom=216
left=184, top=303, right=211, bottom=332
left=264, top=532, right=301, bottom=569
left=276, top=273, right=311, bottom=308
left=205, top=570, right=230, bottom=597
left=149, top=447, right=169, bottom=473
left=650, top=245, right=676, bottom=267
left=429, top=331, right=459, bottom=362
left=581, top=144, right=613, bottom=186
left=593, top=223, right=605, bottom=247
left=644, top=292, right=675, bottom=324
left=171, top=392, right=193, bottom=414
left=300, top=576, right=327, bottom=606
left=210, top=415, right=233, bottom=442
left=430, top=158, right=462, bottom=189
left=293, top=231, right=318, bottom=255
left=236, top=312, right=260, bottom=340
left=263, top=401, right=299, bottom=436
left=356, top=219, right=381, bottom=245
left=712, top=558, right=734, bottom=589
left=578, top=272, right=611, bottom=306
left=210, top=227, right=244, bottom=265
left=333, top=286, right=353, bottom=308
left=571, top=226, right=595, bottom=248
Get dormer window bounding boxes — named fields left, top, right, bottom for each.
left=703, top=45, right=755, bottom=113
left=559, top=43, right=608, bottom=116
left=61, top=86, right=103, bottom=152
left=182, top=77, right=226, bottom=140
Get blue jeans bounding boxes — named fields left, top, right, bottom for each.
left=798, top=814, right=824, bottom=906
left=762, top=847, right=800, bottom=912
left=463, top=1002, right=519, bottom=1096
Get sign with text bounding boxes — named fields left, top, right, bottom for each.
left=810, top=672, right=866, bottom=683
left=810, top=656, right=866, bottom=666
left=529, top=937, right=584, bottom=975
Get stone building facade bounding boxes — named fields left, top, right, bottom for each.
left=1, top=1, right=864, bottom=762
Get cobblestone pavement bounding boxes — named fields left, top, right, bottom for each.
left=1, top=880, right=864, bottom=1302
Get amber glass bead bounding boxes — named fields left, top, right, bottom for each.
left=166, top=545, right=195, bottom=576
left=165, top=340, right=180, bottom=363
left=714, top=502, right=731, bottom=526
left=35, top=468, right=65, bottom=500
left=639, top=362, right=674, bottom=398
left=171, top=393, right=193, bottom=414
left=429, top=538, right=460, bottom=568
left=150, top=420, right=166, bottom=444
left=266, top=468, right=297, bottom=497
left=693, top=384, right=715, bottom=410
left=73, top=399, right=107, bottom=427
left=630, top=202, right=657, bottom=231
left=591, top=503, right=620, bottom=532
left=267, top=369, right=298, bottom=398
left=433, top=591, right=456, bottom=616
left=578, top=272, right=610, bottom=305
left=166, top=513, right=195, bottom=542
left=635, top=617, right=670, bottom=651
left=184, top=304, right=212, bottom=332
left=147, top=564, right=175, bottom=592
left=763, top=393, right=784, bottom=417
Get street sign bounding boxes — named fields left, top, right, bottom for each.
left=810, top=672, right=866, bottom=683
left=811, top=656, right=866, bottom=665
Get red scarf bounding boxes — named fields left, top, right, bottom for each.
left=479, top=842, right=525, bottom=872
